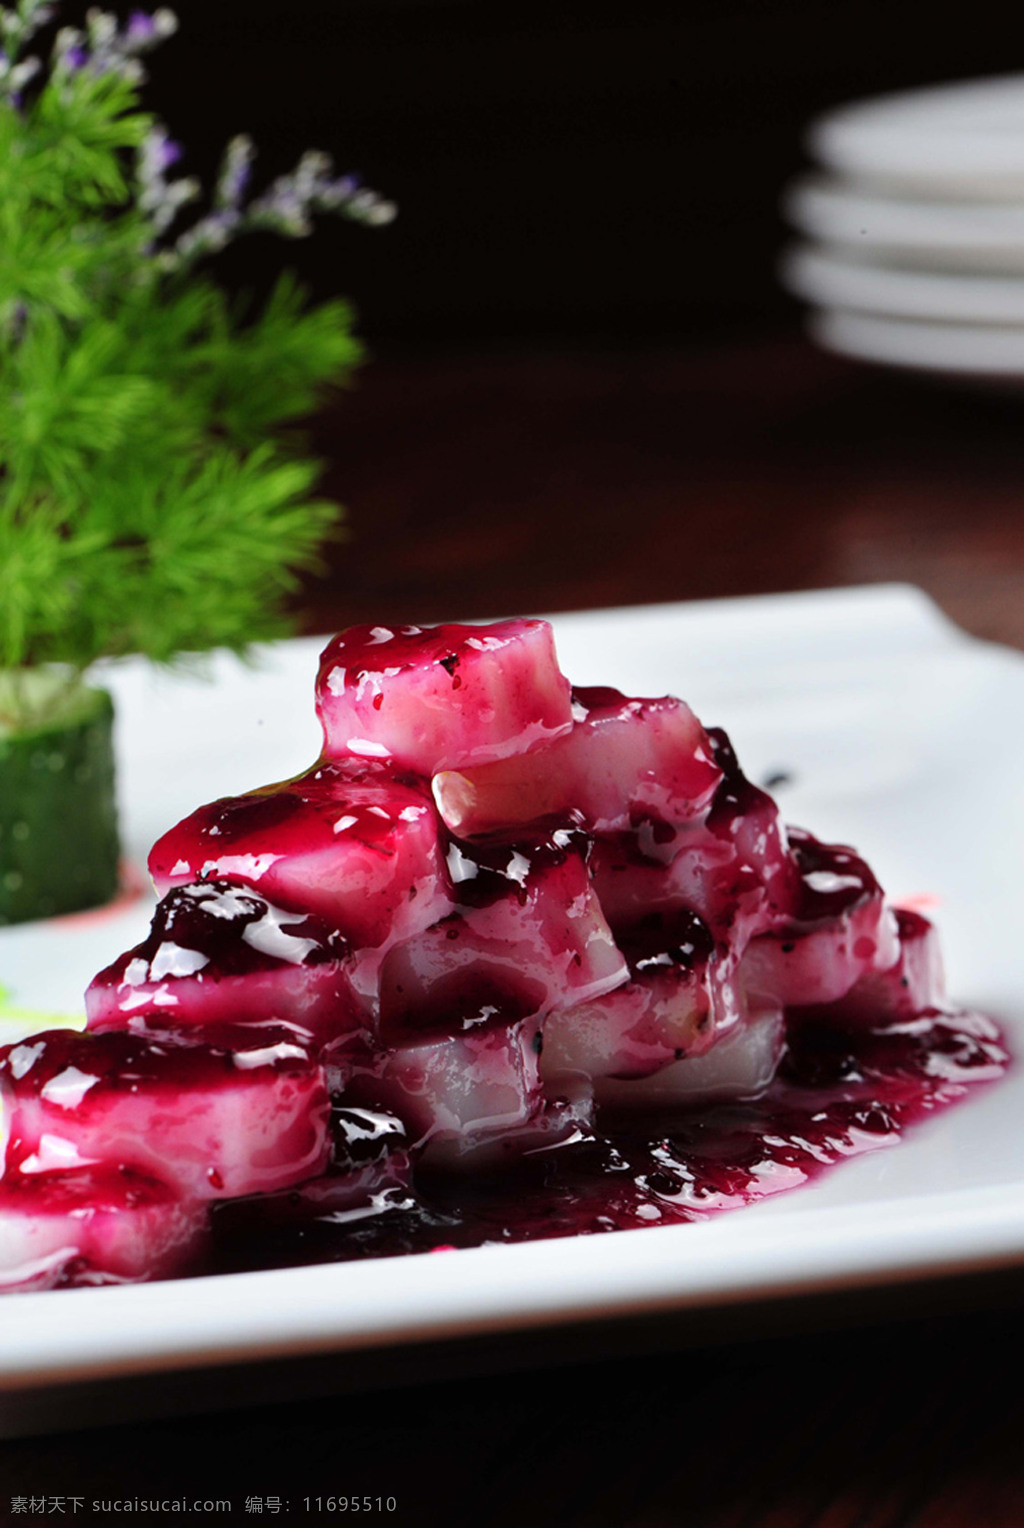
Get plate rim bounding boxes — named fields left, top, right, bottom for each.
left=808, top=306, right=1024, bottom=375
left=784, top=174, right=1024, bottom=250
left=781, top=243, right=1024, bottom=324
left=808, top=72, right=1024, bottom=185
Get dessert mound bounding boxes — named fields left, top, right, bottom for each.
left=0, top=620, right=1007, bottom=1287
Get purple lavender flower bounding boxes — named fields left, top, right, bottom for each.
left=138, top=127, right=183, bottom=183
left=154, top=133, right=181, bottom=172
left=50, top=24, right=90, bottom=77
left=10, top=55, right=41, bottom=90
left=137, top=125, right=198, bottom=238
left=170, top=207, right=243, bottom=266
left=4, top=0, right=393, bottom=263
left=251, top=179, right=313, bottom=238
left=0, top=0, right=56, bottom=54
left=214, top=135, right=254, bottom=212
left=85, top=9, right=116, bottom=51
left=50, top=5, right=177, bottom=85
left=123, top=8, right=177, bottom=52
left=125, top=10, right=156, bottom=44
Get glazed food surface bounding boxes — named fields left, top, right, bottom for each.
left=211, top=1000, right=1006, bottom=1270
left=0, top=620, right=1007, bottom=1290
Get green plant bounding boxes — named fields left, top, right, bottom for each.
left=0, top=1, right=395, bottom=730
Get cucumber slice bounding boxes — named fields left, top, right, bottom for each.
left=0, top=673, right=120, bottom=926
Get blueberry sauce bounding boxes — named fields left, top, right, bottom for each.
left=96, top=881, right=348, bottom=982
left=318, top=619, right=559, bottom=690
left=204, top=1005, right=1007, bottom=1276
left=150, top=760, right=434, bottom=883
left=378, top=941, right=546, bottom=1042
left=0, top=1020, right=319, bottom=1108
left=617, top=909, right=718, bottom=975
left=441, top=818, right=591, bottom=909
left=785, top=826, right=880, bottom=927
left=706, top=726, right=776, bottom=831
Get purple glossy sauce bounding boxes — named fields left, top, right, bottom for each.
left=0, top=1020, right=318, bottom=1100
left=150, top=760, right=433, bottom=884
left=206, top=1005, right=1007, bottom=1276
left=317, top=619, right=559, bottom=692
left=714, top=725, right=791, bottom=822
left=441, top=818, right=591, bottom=909
left=617, top=908, right=717, bottom=973
left=95, top=882, right=348, bottom=984
left=785, top=827, right=881, bottom=926
left=379, top=940, right=547, bottom=1042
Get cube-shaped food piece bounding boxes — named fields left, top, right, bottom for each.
left=594, top=1006, right=785, bottom=1112
left=813, top=908, right=945, bottom=1024
left=149, top=760, right=451, bottom=973
left=0, top=1168, right=207, bottom=1291
left=434, top=686, right=723, bottom=839
left=86, top=881, right=359, bottom=1045
left=740, top=829, right=900, bottom=1009
left=340, top=1022, right=546, bottom=1163
left=0, top=1022, right=330, bottom=1201
left=316, top=620, right=573, bottom=773
left=540, top=909, right=741, bottom=1089
left=590, top=728, right=798, bottom=954
left=377, top=821, right=628, bottom=1044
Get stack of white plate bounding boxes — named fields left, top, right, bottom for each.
left=781, top=74, right=1024, bottom=380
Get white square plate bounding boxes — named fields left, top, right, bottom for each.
left=1, top=584, right=1022, bottom=1409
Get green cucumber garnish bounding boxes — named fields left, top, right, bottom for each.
left=0, top=673, right=120, bottom=926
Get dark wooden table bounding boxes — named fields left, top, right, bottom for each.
left=3, top=334, right=1024, bottom=1526
left=301, top=334, right=1024, bottom=651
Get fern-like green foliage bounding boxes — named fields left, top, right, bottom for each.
left=0, top=2, right=393, bottom=703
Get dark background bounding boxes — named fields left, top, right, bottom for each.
left=81, top=0, right=1021, bottom=650
left=43, top=0, right=1024, bottom=651
left=125, top=0, right=1024, bottom=354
